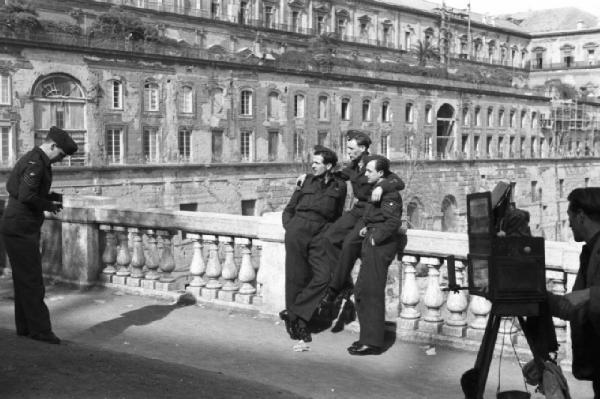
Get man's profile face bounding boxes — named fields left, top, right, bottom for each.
left=49, top=144, right=67, bottom=163
left=567, top=207, right=584, bottom=242
left=346, top=139, right=365, bottom=162
left=311, top=154, right=331, bottom=176
left=364, top=160, right=381, bottom=184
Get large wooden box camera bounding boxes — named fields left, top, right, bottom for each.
left=466, top=192, right=546, bottom=316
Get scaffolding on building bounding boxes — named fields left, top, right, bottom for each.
left=541, top=99, right=600, bottom=157
left=436, top=1, right=471, bottom=63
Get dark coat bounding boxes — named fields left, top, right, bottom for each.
left=362, top=189, right=403, bottom=245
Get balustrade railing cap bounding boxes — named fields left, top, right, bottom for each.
left=99, top=224, right=112, bottom=231
left=202, top=234, right=217, bottom=241
left=218, top=236, right=233, bottom=243
left=420, top=257, right=442, bottom=266
left=401, top=255, right=418, bottom=263
left=234, top=237, right=251, bottom=245
left=113, top=226, right=126, bottom=232
left=186, top=233, right=201, bottom=240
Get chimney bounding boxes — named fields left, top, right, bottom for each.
left=577, top=20, right=584, bottom=30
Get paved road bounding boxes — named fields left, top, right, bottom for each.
left=0, top=277, right=594, bottom=399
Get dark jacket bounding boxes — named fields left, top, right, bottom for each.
left=362, top=188, right=403, bottom=245
left=337, top=154, right=405, bottom=210
left=3, top=147, right=56, bottom=228
left=282, top=173, right=347, bottom=228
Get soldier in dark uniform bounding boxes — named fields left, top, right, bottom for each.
left=1, top=126, right=77, bottom=344
left=279, top=145, right=346, bottom=342
left=347, top=155, right=402, bottom=355
left=317, top=130, right=404, bottom=314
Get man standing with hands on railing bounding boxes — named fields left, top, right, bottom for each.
left=1, top=126, right=77, bottom=345
left=549, top=187, right=600, bottom=398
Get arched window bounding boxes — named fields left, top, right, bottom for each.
left=240, top=89, right=253, bottom=116
left=381, top=100, right=391, bottom=122
left=144, top=81, right=159, bottom=112
left=362, top=99, right=371, bottom=121
left=462, top=106, right=470, bottom=126
left=520, top=110, right=527, bottom=128
left=498, top=108, right=505, bottom=127
left=474, top=106, right=481, bottom=127
left=341, top=98, right=351, bottom=120
left=405, top=102, right=414, bottom=123
left=318, top=95, right=329, bottom=120
left=294, top=94, right=305, bottom=118
left=179, top=86, right=193, bottom=114
left=267, top=91, right=279, bottom=119
left=425, top=104, right=433, bottom=124
left=32, top=74, right=86, bottom=165
left=487, top=107, right=494, bottom=127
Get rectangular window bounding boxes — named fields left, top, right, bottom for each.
left=144, top=83, right=159, bottom=112
left=291, top=11, right=300, bottom=32
left=241, top=199, right=256, bottom=216
left=294, top=95, right=305, bottom=118
left=293, top=129, right=304, bottom=159
left=264, top=6, right=273, bottom=28
left=341, top=98, right=350, bottom=121
left=211, top=0, right=219, bottom=18
left=317, top=130, right=328, bottom=146
left=112, top=81, right=122, bottom=109
left=268, top=130, right=279, bottom=161
left=240, top=130, right=253, bottom=162
left=55, top=107, right=65, bottom=129
left=240, top=90, right=252, bottom=116
left=404, top=31, right=411, bottom=50
left=318, top=96, right=328, bottom=120
left=179, top=87, right=193, bottom=114
left=0, top=75, right=10, bottom=105
left=531, top=181, right=538, bottom=202
left=559, top=179, right=564, bottom=198
left=316, top=15, right=325, bottom=34
left=106, top=128, right=123, bottom=164
left=0, top=125, right=10, bottom=164
left=380, top=135, right=389, bottom=157
left=143, top=127, right=159, bottom=163
left=178, top=127, right=192, bottom=161
left=211, top=129, right=223, bottom=162
left=382, top=102, right=390, bottom=122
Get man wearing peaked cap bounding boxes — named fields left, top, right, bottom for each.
left=548, top=187, right=600, bottom=397
left=0, top=126, right=77, bottom=345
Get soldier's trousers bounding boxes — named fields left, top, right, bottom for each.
left=1, top=229, right=52, bottom=335
left=355, top=233, right=398, bottom=348
left=284, top=216, right=330, bottom=321
left=320, top=210, right=364, bottom=292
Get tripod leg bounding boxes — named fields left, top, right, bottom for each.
left=474, top=313, right=502, bottom=399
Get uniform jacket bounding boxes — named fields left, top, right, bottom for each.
left=282, top=173, right=347, bottom=229
left=550, top=235, right=600, bottom=380
left=337, top=154, right=405, bottom=210
left=362, top=188, right=403, bottom=245
left=3, top=147, right=56, bottom=229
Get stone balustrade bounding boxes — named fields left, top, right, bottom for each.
left=35, top=197, right=582, bottom=365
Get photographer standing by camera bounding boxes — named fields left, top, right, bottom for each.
left=1, top=126, right=77, bottom=345
left=549, top=187, right=600, bottom=398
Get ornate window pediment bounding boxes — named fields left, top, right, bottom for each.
left=583, top=42, right=598, bottom=49
left=313, top=4, right=329, bottom=14
left=288, top=0, right=306, bottom=9
left=358, top=15, right=371, bottom=24
left=208, top=44, right=227, bottom=54
left=335, top=9, right=350, bottom=19
left=532, top=46, right=546, bottom=53
left=459, top=34, right=468, bottom=43
left=382, top=19, right=393, bottom=26
left=560, top=43, right=575, bottom=51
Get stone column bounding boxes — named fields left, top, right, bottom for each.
left=202, top=234, right=222, bottom=300
left=100, top=224, right=117, bottom=281
left=186, top=233, right=206, bottom=296
left=443, top=259, right=468, bottom=337
left=398, top=255, right=421, bottom=330
left=113, top=226, right=131, bottom=284
left=236, top=237, right=256, bottom=304
left=218, top=236, right=239, bottom=301
left=419, top=257, right=444, bottom=333
left=156, top=230, right=177, bottom=291
left=466, top=295, right=492, bottom=340
left=127, top=227, right=146, bottom=287
left=142, top=229, right=160, bottom=289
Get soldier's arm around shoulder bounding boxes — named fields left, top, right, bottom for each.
left=371, top=192, right=403, bottom=245
left=378, top=171, right=405, bottom=193
left=282, top=174, right=311, bottom=228
left=333, top=177, right=348, bottom=220
left=18, top=160, right=54, bottom=212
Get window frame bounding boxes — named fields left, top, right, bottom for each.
left=362, top=98, right=372, bottom=122
left=381, top=100, right=391, bottom=123
left=178, top=126, right=192, bottom=161
left=405, top=102, right=414, bottom=123
left=240, top=129, right=254, bottom=162
left=111, top=80, right=123, bottom=110
left=105, top=126, right=124, bottom=165
left=318, top=95, right=329, bottom=121
left=179, top=85, right=194, bottom=114
left=294, top=93, right=305, bottom=118
left=143, top=81, right=160, bottom=112
left=240, top=89, right=253, bottom=116
left=341, top=97, right=351, bottom=121
left=142, top=126, right=160, bottom=163
left=0, top=74, right=10, bottom=105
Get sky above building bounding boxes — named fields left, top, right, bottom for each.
left=444, top=0, right=600, bottom=17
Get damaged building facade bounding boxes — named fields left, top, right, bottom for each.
left=1, top=0, right=600, bottom=240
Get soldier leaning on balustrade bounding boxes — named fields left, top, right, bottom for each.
left=0, top=126, right=77, bottom=345
left=347, top=155, right=403, bottom=356
left=313, top=130, right=404, bottom=321
left=279, top=145, right=347, bottom=343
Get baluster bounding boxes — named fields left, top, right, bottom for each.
left=467, top=294, right=492, bottom=340
left=551, top=278, right=567, bottom=344
left=252, top=239, right=264, bottom=305
left=202, top=234, right=222, bottom=299
left=100, top=224, right=117, bottom=282
left=236, top=237, right=256, bottom=304
left=143, top=230, right=161, bottom=290
left=386, top=257, right=402, bottom=320
left=218, top=236, right=239, bottom=301
left=127, top=228, right=145, bottom=287
left=398, top=255, right=421, bottom=330
left=443, top=259, right=468, bottom=337
left=113, top=226, right=131, bottom=285
left=419, top=257, right=444, bottom=333
left=186, top=233, right=206, bottom=297
left=157, top=230, right=177, bottom=291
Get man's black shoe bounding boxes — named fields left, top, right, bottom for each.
left=350, top=340, right=361, bottom=349
left=30, top=331, right=61, bottom=344
left=296, top=324, right=312, bottom=343
left=279, top=310, right=299, bottom=340
left=348, top=344, right=381, bottom=356
left=16, top=330, right=29, bottom=337
left=331, top=298, right=357, bottom=333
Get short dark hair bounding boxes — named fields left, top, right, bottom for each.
left=567, top=188, right=600, bottom=222
left=346, top=129, right=371, bottom=149
left=365, top=154, right=391, bottom=176
left=313, top=145, right=338, bottom=167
